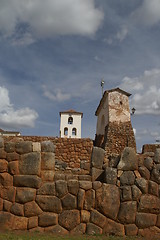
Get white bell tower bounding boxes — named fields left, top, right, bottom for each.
left=60, top=109, right=83, bottom=138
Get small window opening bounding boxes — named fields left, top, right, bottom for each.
left=72, top=128, right=77, bottom=136
left=68, top=117, right=73, bottom=124
left=64, top=127, right=68, bottom=136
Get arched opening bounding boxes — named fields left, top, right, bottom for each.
left=64, top=127, right=68, bottom=136
left=72, top=128, right=77, bottom=136
left=68, top=117, right=73, bottom=124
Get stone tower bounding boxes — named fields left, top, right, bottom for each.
left=60, top=109, right=83, bottom=138
left=95, top=88, right=136, bottom=155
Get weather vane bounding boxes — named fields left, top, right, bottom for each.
left=101, top=78, right=105, bottom=96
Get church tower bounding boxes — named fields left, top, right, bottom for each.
left=60, top=109, right=83, bottom=138
left=95, top=88, right=136, bottom=155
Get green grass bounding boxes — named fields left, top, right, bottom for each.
left=0, top=232, right=144, bottom=240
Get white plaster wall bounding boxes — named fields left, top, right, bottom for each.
left=96, top=96, right=109, bottom=135
left=108, top=92, right=130, bottom=123
left=60, top=113, right=82, bottom=138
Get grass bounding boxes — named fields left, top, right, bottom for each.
left=0, top=232, right=145, bottom=240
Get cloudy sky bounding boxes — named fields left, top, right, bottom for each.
left=0, top=0, right=160, bottom=151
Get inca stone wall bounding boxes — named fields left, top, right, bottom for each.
left=3, top=136, right=93, bottom=175
left=0, top=137, right=160, bottom=238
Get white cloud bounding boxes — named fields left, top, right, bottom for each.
left=0, top=86, right=38, bottom=129
left=116, top=25, right=128, bottom=42
left=131, top=0, right=160, bottom=26
left=0, top=0, right=104, bottom=44
left=120, top=68, right=160, bottom=115
left=42, top=85, right=71, bottom=102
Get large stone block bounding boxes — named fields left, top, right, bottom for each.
left=125, top=224, right=138, bottom=236
left=91, top=167, right=104, bottom=181
left=41, top=141, right=55, bottom=152
left=148, top=180, right=159, bottom=196
left=96, top=184, right=120, bottom=220
left=14, top=175, right=42, bottom=188
left=103, top=218, right=125, bottom=236
left=154, top=148, right=160, bottom=163
left=0, top=159, right=8, bottom=172
left=16, top=187, right=36, bottom=203
left=104, top=167, right=117, bottom=184
left=15, top=141, right=32, bottom=154
left=59, top=210, right=80, bottom=231
left=108, top=154, right=120, bottom=168
left=131, top=185, right=142, bottom=201
left=28, top=216, right=38, bottom=229
left=4, top=142, right=15, bottom=153
left=10, top=203, right=24, bottom=216
left=151, top=164, right=160, bottom=184
left=8, top=161, right=19, bottom=175
left=144, top=157, right=153, bottom=171
left=90, top=209, right=106, bottom=228
left=24, top=201, right=42, bottom=217
left=61, top=193, right=77, bottom=210
left=136, top=212, right=157, bottom=228
left=0, top=173, right=13, bottom=186
left=38, top=212, right=58, bottom=227
left=121, top=186, right=132, bottom=201
left=91, top=147, right=105, bottom=169
left=118, top=201, right=137, bottom=224
left=6, top=152, right=19, bottom=162
left=86, top=223, right=102, bottom=235
left=0, top=212, right=14, bottom=230
left=44, top=225, right=68, bottom=234
left=41, top=170, right=54, bottom=181
left=135, top=178, right=148, bottom=194
left=3, top=200, right=12, bottom=212
left=138, top=226, right=160, bottom=238
left=70, top=223, right=86, bottom=235
left=32, top=142, right=41, bottom=152
left=138, top=195, right=160, bottom=214
left=67, top=179, right=79, bottom=195
left=41, top=152, right=55, bottom=170
left=55, top=180, right=68, bottom=198
left=118, top=147, right=138, bottom=170
left=0, top=149, right=6, bottom=159
left=81, top=210, right=90, bottom=223
left=19, top=152, right=41, bottom=176
left=79, top=181, right=92, bottom=190
left=36, top=195, right=62, bottom=213
left=139, top=166, right=150, bottom=180
left=84, top=189, right=95, bottom=211
left=78, top=188, right=85, bottom=209
left=120, top=171, right=135, bottom=186
left=12, top=216, right=28, bottom=230
left=1, top=186, right=16, bottom=202
left=37, top=182, right=55, bottom=195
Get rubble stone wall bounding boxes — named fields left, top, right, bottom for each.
left=0, top=137, right=160, bottom=238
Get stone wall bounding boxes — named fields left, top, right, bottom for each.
left=142, top=144, right=160, bottom=154
left=0, top=137, right=160, bottom=238
left=3, top=136, right=93, bottom=175
left=95, top=121, right=136, bottom=157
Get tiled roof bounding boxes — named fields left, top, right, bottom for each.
left=60, top=109, right=83, bottom=117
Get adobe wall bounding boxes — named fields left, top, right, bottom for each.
left=0, top=137, right=160, bottom=238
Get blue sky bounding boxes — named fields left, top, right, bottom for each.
left=0, top=0, right=160, bottom=151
